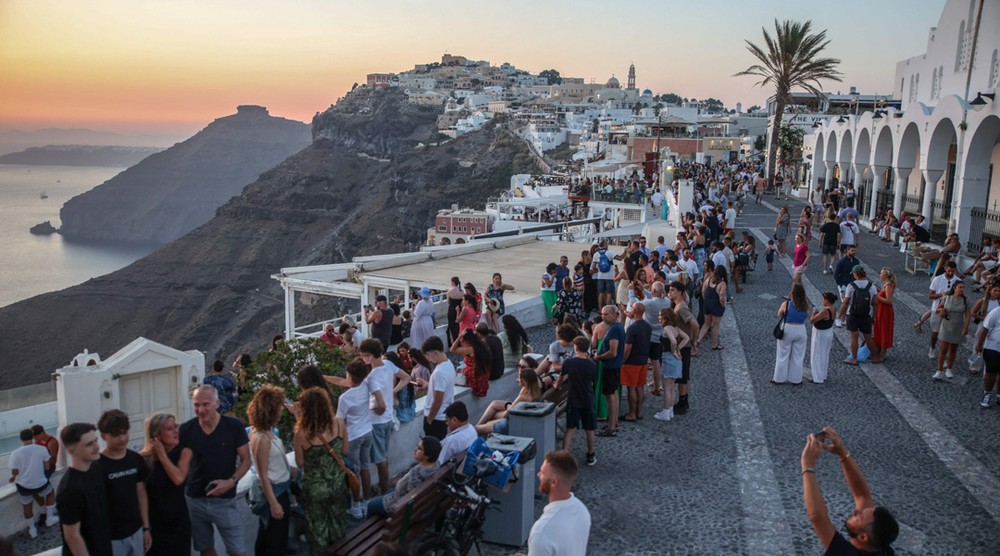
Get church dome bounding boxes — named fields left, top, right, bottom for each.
left=606, top=76, right=620, bottom=89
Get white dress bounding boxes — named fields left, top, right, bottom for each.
left=410, top=299, right=436, bottom=348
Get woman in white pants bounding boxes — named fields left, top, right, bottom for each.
left=809, top=292, right=838, bottom=383
left=773, top=284, right=811, bottom=385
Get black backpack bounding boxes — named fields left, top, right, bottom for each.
left=849, top=281, right=872, bottom=318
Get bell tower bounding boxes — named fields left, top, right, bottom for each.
left=627, top=63, right=636, bottom=90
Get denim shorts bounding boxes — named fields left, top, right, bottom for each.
left=596, top=279, right=615, bottom=294
left=369, top=422, right=393, bottom=465
left=492, top=418, right=509, bottom=434
left=661, top=353, right=683, bottom=379
left=345, top=432, right=372, bottom=473
left=186, top=495, right=245, bottom=554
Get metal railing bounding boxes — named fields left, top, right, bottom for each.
left=590, top=188, right=646, bottom=205
left=876, top=190, right=894, bottom=213
left=967, top=207, right=1000, bottom=254
left=903, top=193, right=923, bottom=214
left=855, top=185, right=870, bottom=220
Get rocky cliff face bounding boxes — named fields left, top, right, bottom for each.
left=58, top=105, right=311, bottom=245
left=0, top=89, right=538, bottom=389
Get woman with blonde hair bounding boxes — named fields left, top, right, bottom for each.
left=871, top=267, right=897, bottom=363
left=293, top=387, right=349, bottom=555
left=141, top=413, right=190, bottom=556
left=474, top=367, right=542, bottom=435
left=248, top=385, right=293, bottom=555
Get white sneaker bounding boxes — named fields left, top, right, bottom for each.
left=45, top=514, right=59, bottom=527
left=932, top=371, right=945, bottom=380
left=834, top=319, right=843, bottom=328
left=347, top=502, right=363, bottom=519
left=28, top=523, right=37, bottom=538
left=945, top=368, right=954, bottom=378
left=928, top=348, right=936, bottom=359
left=667, top=407, right=674, bottom=420
left=653, top=409, right=671, bottom=422
left=822, top=269, right=828, bottom=275
left=981, top=392, right=993, bottom=408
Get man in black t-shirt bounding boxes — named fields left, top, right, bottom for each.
left=621, top=303, right=652, bottom=421
left=559, top=336, right=597, bottom=466
left=802, top=427, right=898, bottom=555
left=97, top=409, right=150, bottom=556
left=819, top=214, right=841, bottom=274
left=180, top=385, right=251, bottom=556
left=57, top=422, right=112, bottom=556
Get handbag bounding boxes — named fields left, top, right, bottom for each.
left=773, top=308, right=787, bottom=340
left=324, top=440, right=362, bottom=495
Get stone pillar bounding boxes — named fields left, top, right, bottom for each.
left=955, top=175, right=991, bottom=251
left=869, top=165, right=888, bottom=221
left=921, top=168, right=944, bottom=221
left=825, top=161, right=835, bottom=190
left=893, top=167, right=912, bottom=216
left=284, top=286, right=295, bottom=340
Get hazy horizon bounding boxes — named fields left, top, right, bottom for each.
left=1, top=0, right=946, bottom=137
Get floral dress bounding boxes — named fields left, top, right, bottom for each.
left=302, top=440, right=347, bottom=556
left=463, top=354, right=489, bottom=397
left=554, top=289, right=584, bottom=322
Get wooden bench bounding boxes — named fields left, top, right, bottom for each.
left=328, top=461, right=457, bottom=556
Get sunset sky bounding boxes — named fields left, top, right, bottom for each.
left=0, top=0, right=945, bottom=138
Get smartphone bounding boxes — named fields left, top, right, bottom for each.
left=206, top=481, right=219, bottom=493
left=815, top=430, right=827, bottom=442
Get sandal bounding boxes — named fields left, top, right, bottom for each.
left=712, top=345, right=725, bottom=350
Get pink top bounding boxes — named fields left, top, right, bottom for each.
left=793, top=244, right=808, bottom=266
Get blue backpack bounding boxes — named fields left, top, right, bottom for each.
left=597, top=250, right=612, bottom=273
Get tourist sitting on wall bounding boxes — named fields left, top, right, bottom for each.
left=474, top=366, right=542, bottom=435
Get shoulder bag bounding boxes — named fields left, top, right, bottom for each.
left=773, top=302, right=787, bottom=340
left=324, top=439, right=362, bottom=495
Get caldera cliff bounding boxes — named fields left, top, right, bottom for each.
left=0, top=89, right=538, bottom=389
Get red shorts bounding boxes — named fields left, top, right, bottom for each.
left=620, top=364, right=647, bottom=387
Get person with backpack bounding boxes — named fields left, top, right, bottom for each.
left=591, top=240, right=616, bottom=312
left=832, top=246, right=861, bottom=327
left=837, top=266, right=878, bottom=366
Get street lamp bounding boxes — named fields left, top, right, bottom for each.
left=970, top=92, right=996, bottom=111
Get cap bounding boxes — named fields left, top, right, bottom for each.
left=852, top=264, right=865, bottom=274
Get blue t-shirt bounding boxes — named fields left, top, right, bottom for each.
left=600, top=322, right=626, bottom=369
left=203, top=373, right=238, bottom=414
left=555, top=265, right=570, bottom=292
left=179, top=416, right=249, bottom=499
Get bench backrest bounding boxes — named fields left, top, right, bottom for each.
left=383, top=460, right=457, bottom=545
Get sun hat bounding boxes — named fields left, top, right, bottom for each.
left=417, top=286, right=432, bottom=298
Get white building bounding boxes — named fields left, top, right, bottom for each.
left=455, top=111, right=491, bottom=135
left=398, top=73, right=437, bottom=91
left=807, top=0, right=1000, bottom=252
left=524, top=121, right=568, bottom=152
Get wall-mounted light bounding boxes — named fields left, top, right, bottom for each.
left=970, top=92, right=996, bottom=112
left=836, top=116, right=847, bottom=124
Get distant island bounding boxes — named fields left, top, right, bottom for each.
left=0, top=145, right=165, bottom=167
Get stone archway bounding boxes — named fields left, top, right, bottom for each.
left=455, top=238, right=466, bottom=244
left=896, top=122, right=922, bottom=215
left=839, top=128, right=854, bottom=183
left=925, top=118, right=958, bottom=240
left=440, top=237, right=452, bottom=245
left=872, top=125, right=895, bottom=215
left=813, top=132, right=826, bottom=188
left=824, top=132, right=839, bottom=189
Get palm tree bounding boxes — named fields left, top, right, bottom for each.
left=736, top=20, right=842, bottom=190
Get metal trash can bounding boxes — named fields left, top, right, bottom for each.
left=508, top=400, right=556, bottom=461
left=482, top=434, right=536, bottom=546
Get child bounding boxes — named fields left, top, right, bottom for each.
left=573, top=264, right=586, bottom=294
left=558, top=336, right=598, bottom=466
left=765, top=239, right=777, bottom=271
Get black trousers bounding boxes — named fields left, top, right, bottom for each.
left=254, top=489, right=290, bottom=556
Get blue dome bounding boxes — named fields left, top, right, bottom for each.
left=642, top=89, right=653, bottom=96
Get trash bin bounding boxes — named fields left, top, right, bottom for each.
left=508, top=400, right=556, bottom=462
left=482, top=434, right=536, bottom=546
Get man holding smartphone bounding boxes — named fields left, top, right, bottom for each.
left=179, top=385, right=251, bottom=556
left=801, top=427, right=898, bottom=555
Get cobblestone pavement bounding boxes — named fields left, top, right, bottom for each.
left=14, top=196, right=1000, bottom=555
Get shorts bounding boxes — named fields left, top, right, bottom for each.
left=648, top=341, right=663, bottom=361
left=423, top=418, right=447, bottom=441
left=840, top=243, right=855, bottom=253
left=566, top=407, right=596, bottom=431
left=596, top=279, right=615, bottom=295
left=187, top=496, right=245, bottom=554
left=929, top=313, right=943, bottom=334
left=677, top=347, right=692, bottom=385
left=601, top=367, right=621, bottom=395
left=16, top=482, right=52, bottom=505
left=620, top=363, right=647, bottom=387
left=661, top=353, right=683, bottom=379
left=984, top=260, right=998, bottom=270
left=984, top=349, right=1000, bottom=373
left=112, top=527, right=144, bottom=556
left=345, top=432, right=373, bottom=473
left=821, top=244, right=837, bottom=255
left=846, top=315, right=873, bottom=334
left=793, top=265, right=807, bottom=276
left=492, top=418, right=509, bottom=434
left=369, top=422, right=393, bottom=465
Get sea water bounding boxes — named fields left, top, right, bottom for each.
left=0, top=164, right=155, bottom=308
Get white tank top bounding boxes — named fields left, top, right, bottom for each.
left=251, top=431, right=290, bottom=483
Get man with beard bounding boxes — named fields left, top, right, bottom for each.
left=801, top=427, right=898, bottom=555
left=515, top=451, right=590, bottom=556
